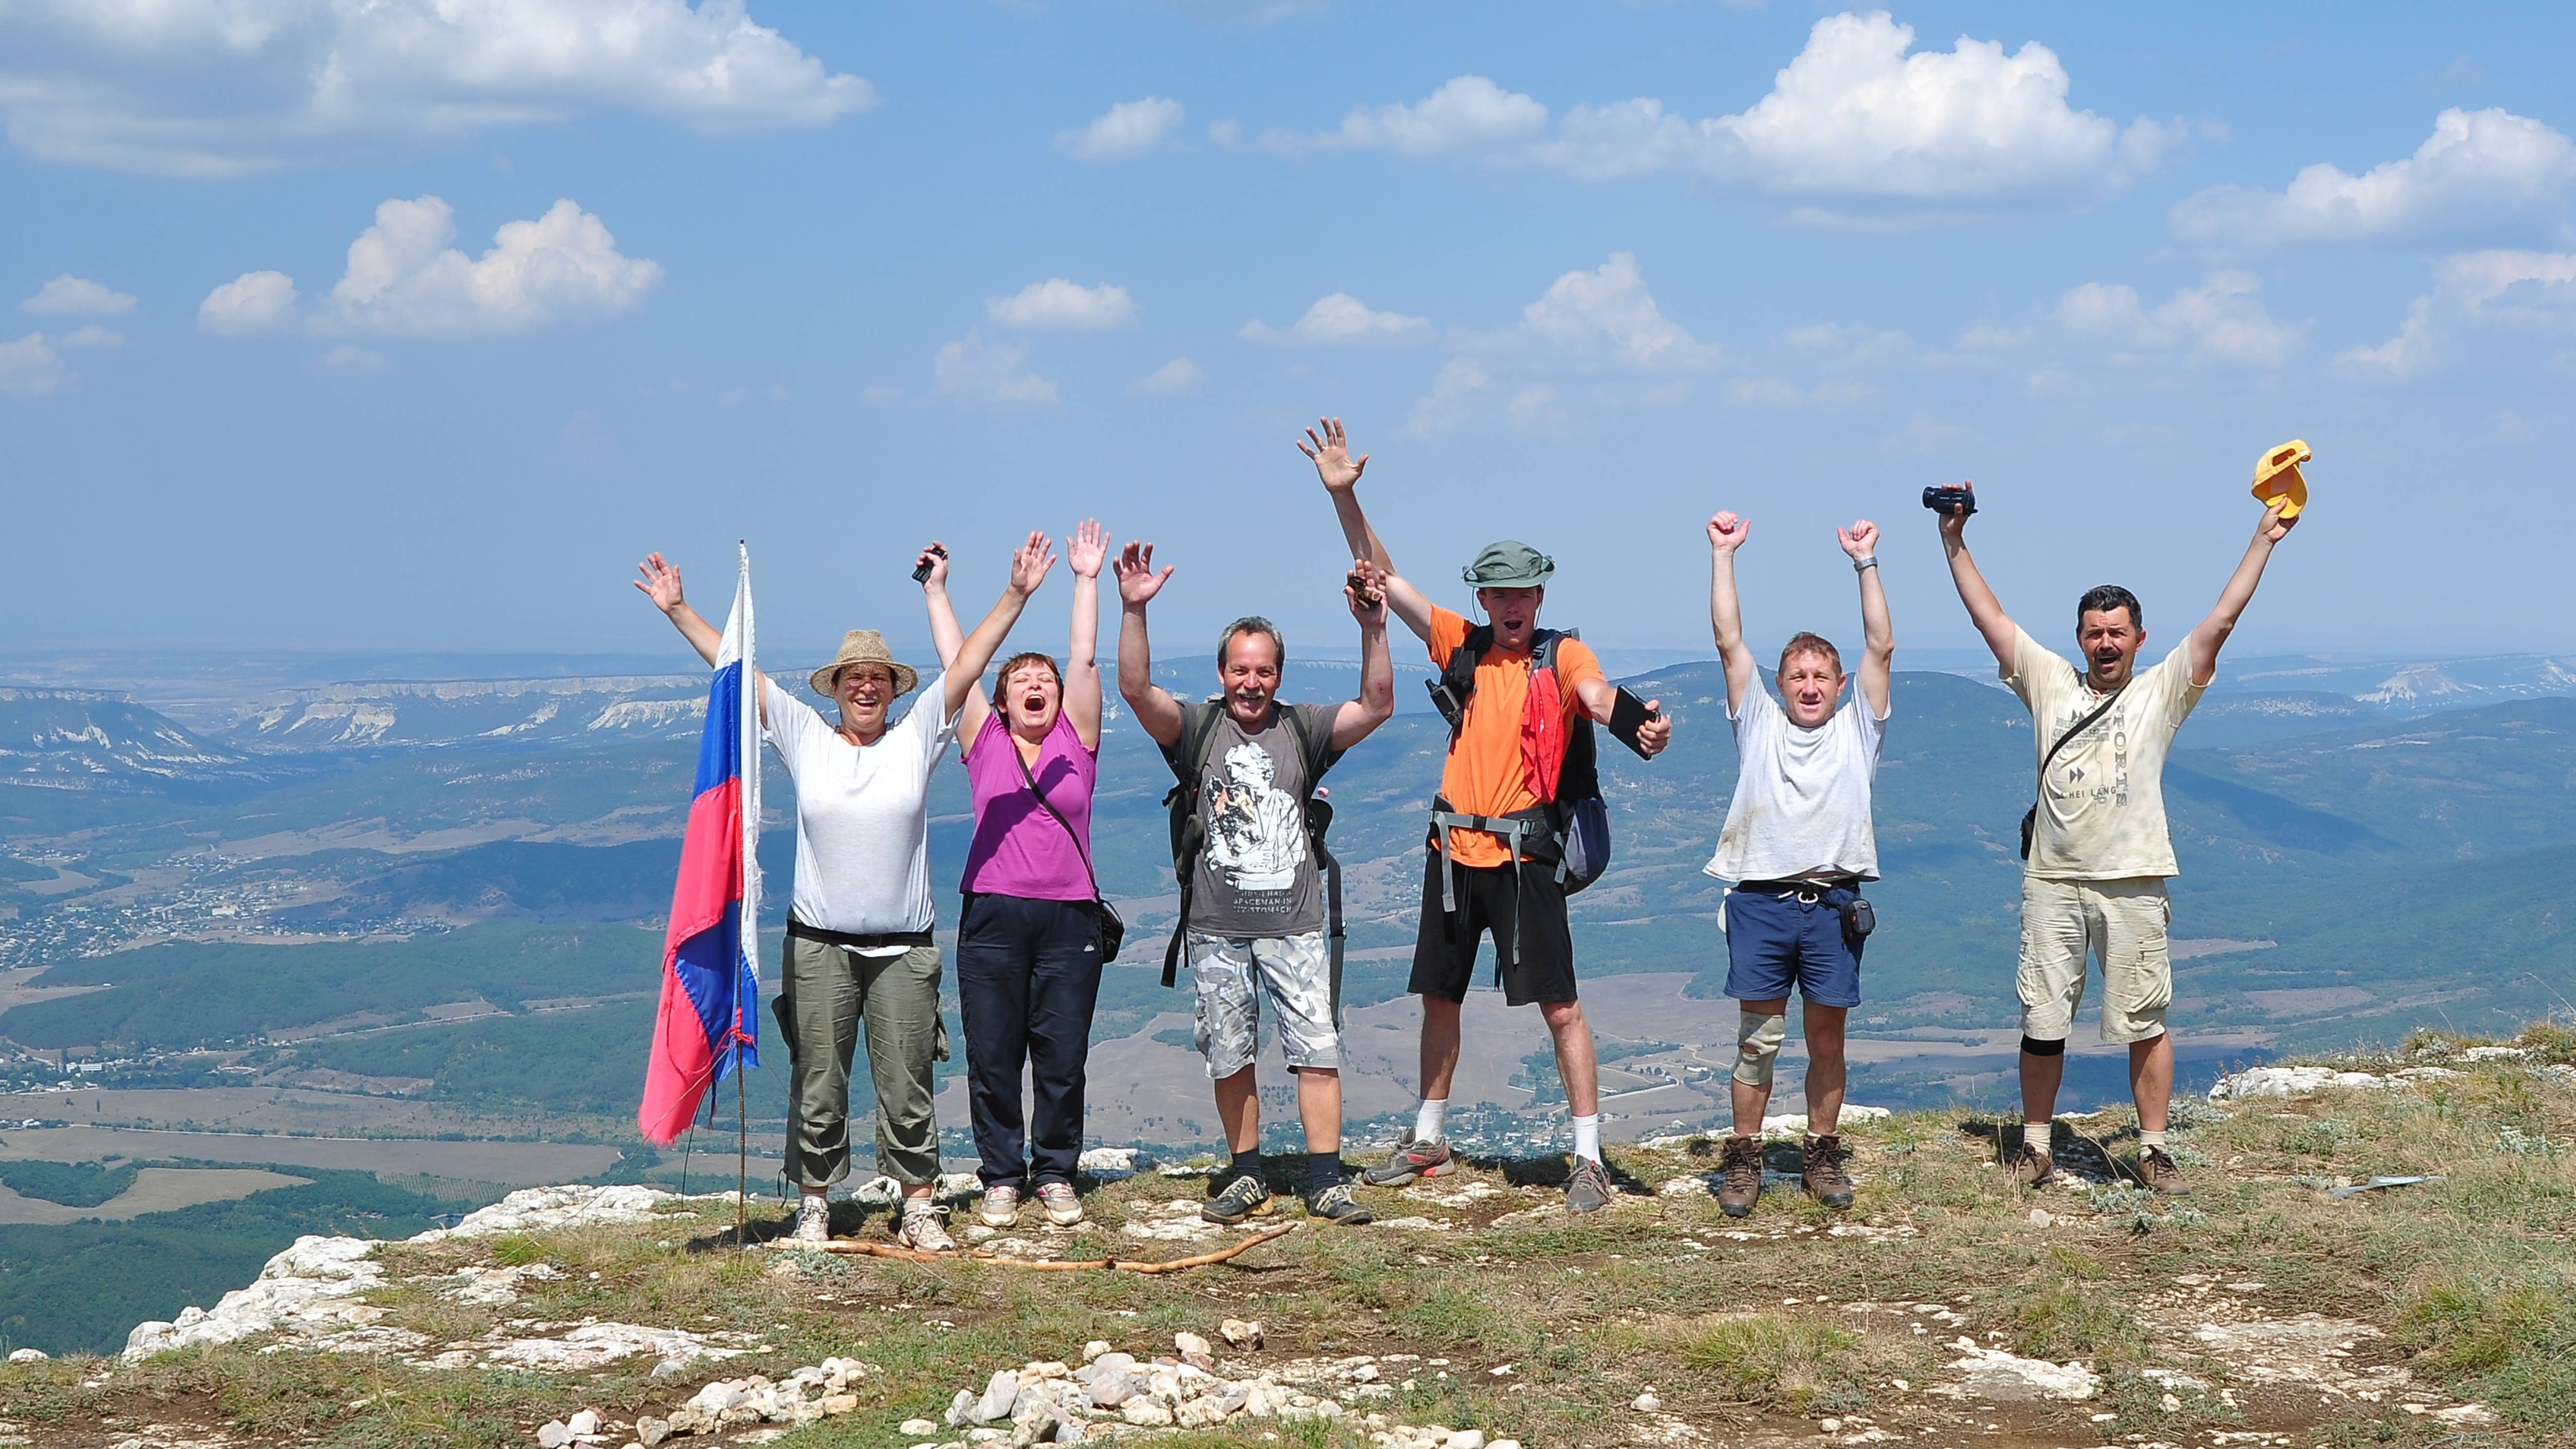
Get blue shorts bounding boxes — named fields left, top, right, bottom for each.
left=1723, top=883, right=1866, bottom=1008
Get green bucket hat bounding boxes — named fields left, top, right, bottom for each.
left=1462, top=539, right=1555, bottom=589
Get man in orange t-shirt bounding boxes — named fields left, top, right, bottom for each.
left=1300, top=417, right=1672, bottom=1213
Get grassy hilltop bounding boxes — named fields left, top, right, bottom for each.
left=3, top=1027, right=2572, bottom=1449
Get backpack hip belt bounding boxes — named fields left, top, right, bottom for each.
left=1425, top=797, right=1558, bottom=913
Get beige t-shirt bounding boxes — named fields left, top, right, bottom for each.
left=2006, top=626, right=2206, bottom=880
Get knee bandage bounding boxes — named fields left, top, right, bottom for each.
left=2020, top=1034, right=2067, bottom=1058
left=1733, top=1011, right=1789, bottom=1088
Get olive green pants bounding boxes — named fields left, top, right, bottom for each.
left=777, top=935, right=947, bottom=1189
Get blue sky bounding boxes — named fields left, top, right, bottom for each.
left=6, top=1, right=2572, bottom=667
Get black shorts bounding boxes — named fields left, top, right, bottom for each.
left=1409, top=852, right=1577, bottom=1007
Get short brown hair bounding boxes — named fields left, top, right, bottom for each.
left=991, top=652, right=1062, bottom=706
left=1777, top=632, right=1843, bottom=678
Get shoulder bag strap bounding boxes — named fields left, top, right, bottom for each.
left=1010, top=735, right=1102, bottom=901
left=2042, top=685, right=2126, bottom=774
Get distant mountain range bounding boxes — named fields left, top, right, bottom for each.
left=0, top=687, right=253, bottom=789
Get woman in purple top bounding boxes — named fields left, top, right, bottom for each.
left=927, top=519, right=1108, bottom=1230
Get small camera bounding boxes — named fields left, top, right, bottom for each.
left=1921, top=485, right=1977, bottom=518
left=909, top=544, right=948, bottom=584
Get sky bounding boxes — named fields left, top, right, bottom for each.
left=5, top=1, right=2573, bottom=670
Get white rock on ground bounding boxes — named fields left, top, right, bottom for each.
left=2209, top=1065, right=2461, bottom=1100
left=1637, top=1107, right=1890, bottom=1148
left=1928, top=1341, right=2100, bottom=1402
left=486, top=1323, right=751, bottom=1377
left=123, top=1234, right=389, bottom=1360
left=413, top=1184, right=694, bottom=1242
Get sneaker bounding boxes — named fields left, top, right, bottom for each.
left=2133, top=1147, right=2193, bottom=1196
left=1304, top=1180, right=1372, bottom=1225
left=1362, top=1135, right=1456, bottom=1187
left=1716, top=1135, right=1764, bottom=1218
left=2012, top=1142, right=2055, bottom=1189
left=896, top=1203, right=956, bottom=1253
left=1801, top=1134, right=1855, bottom=1210
left=978, top=1183, right=1022, bottom=1229
left=1035, top=1181, right=1085, bottom=1226
left=791, top=1193, right=831, bottom=1245
left=1202, top=1172, right=1273, bottom=1226
left=1565, top=1155, right=1615, bottom=1213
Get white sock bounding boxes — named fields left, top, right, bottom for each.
left=1414, top=1097, right=1449, bottom=1143
left=2137, top=1129, right=2168, bottom=1150
left=2024, top=1120, right=2054, bottom=1157
left=1572, top=1114, right=1601, bottom=1163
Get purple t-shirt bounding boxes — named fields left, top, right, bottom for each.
left=960, top=709, right=1099, bottom=901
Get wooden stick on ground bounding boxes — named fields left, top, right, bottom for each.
left=795, top=1222, right=1297, bottom=1272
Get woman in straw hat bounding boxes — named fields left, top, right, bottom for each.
left=635, top=532, right=1057, bottom=1250
left=926, top=520, right=1111, bottom=1232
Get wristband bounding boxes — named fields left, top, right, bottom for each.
left=1852, top=556, right=1879, bottom=573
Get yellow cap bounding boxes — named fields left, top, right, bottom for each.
left=2252, top=438, right=2310, bottom=519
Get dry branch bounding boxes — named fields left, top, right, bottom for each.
left=793, top=1222, right=1297, bottom=1272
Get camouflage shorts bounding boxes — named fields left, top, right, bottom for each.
left=1185, top=930, right=1340, bottom=1077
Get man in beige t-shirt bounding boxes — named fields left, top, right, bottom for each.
left=1937, top=483, right=2299, bottom=1195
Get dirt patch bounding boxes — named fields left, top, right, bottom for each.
left=0, top=1167, right=310, bottom=1225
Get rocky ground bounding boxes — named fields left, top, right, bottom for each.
left=1, top=1027, right=2572, bottom=1449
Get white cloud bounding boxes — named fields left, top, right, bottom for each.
left=1518, top=253, right=1719, bottom=370
left=1726, top=377, right=1869, bottom=408
left=1956, top=323, right=2033, bottom=351
left=199, top=196, right=660, bottom=338
left=1408, top=358, right=1489, bottom=434
left=1058, top=98, right=1185, bottom=161
left=1268, top=12, right=2171, bottom=201
left=1168, top=0, right=1325, bottom=22
left=985, top=279, right=1136, bottom=331
left=2340, top=250, right=2576, bottom=376
left=56, top=323, right=122, bottom=349
left=933, top=331, right=1059, bottom=408
left=1130, top=357, right=1205, bottom=396
left=319, top=344, right=386, bottom=374
left=2056, top=271, right=2306, bottom=367
left=2172, top=109, right=2576, bottom=251
left=1241, top=293, right=1433, bottom=346
left=0, top=332, right=73, bottom=398
left=0, top=0, right=873, bottom=176
left=197, top=270, right=298, bottom=334
left=1784, top=322, right=1915, bottom=367
left=21, top=274, right=136, bottom=316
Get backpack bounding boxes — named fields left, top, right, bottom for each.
left=1159, top=702, right=1345, bottom=1014
left=1425, top=624, right=1612, bottom=896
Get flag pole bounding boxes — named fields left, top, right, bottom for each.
left=735, top=1048, right=749, bottom=1248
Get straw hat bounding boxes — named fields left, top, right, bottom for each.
left=807, top=630, right=921, bottom=698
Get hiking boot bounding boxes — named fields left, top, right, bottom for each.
left=978, top=1183, right=1022, bottom=1228
left=1565, top=1155, right=1616, bottom=1213
left=1362, top=1135, right=1456, bottom=1187
left=1203, top=1172, right=1273, bottom=1225
left=2011, top=1142, right=2055, bottom=1189
left=895, top=1204, right=955, bottom=1253
left=790, top=1193, right=831, bottom=1245
left=1305, top=1181, right=1373, bottom=1225
left=2133, top=1147, right=2193, bottom=1196
left=1034, top=1181, right=1085, bottom=1226
left=1801, top=1134, right=1855, bottom=1210
left=1716, top=1135, right=1764, bottom=1218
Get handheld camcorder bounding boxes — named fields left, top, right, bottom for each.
left=909, top=543, right=948, bottom=584
left=1920, top=484, right=1977, bottom=518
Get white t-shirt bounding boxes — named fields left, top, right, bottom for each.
left=762, top=674, right=957, bottom=950
left=2006, top=627, right=2205, bottom=881
left=1704, top=682, right=1888, bottom=884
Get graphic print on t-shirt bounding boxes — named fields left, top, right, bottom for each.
left=1203, top=740, right=1308, bottom=894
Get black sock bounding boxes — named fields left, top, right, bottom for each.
left=1228, top=1149, right=1264, bottom=1186
left=1307, top=1151, right=1342, bottom=1190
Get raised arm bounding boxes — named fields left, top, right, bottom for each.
left=942, top=531, right=1054, bottom=723
left=1934, top=481, right=2018, bottom=671
left=1064, top=519, right=1107, bottom=749
left=634, top=552, right=767, bottom=726
left=1111, top=540, right=1186, bottom=748
left=1330, top=560, right=1396, bottom=750
left=918, top=542, right=989, bottom=747
left=2186, top=498, right=2297, bottom=687
left=1705, top=513, right=1756, bottom=714
left=1301, top=416, right=1435, bottom=643
left=1839, top=519, right=1894, bottom=717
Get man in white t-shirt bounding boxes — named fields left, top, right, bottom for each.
left=1702, top=511, right=1892, bottom=1217
left=1936, top=483, right=2299, bottom=1194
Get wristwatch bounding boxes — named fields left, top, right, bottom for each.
left=1852, top=555, right=1879, bottom=573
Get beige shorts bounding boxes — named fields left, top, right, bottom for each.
left=2016, top=875, right=2172, bottom=1045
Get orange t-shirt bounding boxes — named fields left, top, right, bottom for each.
left=1427, top=605, right=1605, bottom=868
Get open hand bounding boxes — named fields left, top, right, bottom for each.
left=633, top=553, right=686, bottom=614
left=2255, top=496, right=2297, bottom=545
left=914, top=541, right=949, bottom=589
left=1298, top=416, right=1369, bottom=493
left=1637, top=700, right=1672, bottom=757
left=1838, top=519, right=1879, bottom=560
left=1113, top=539, right=1174, bottom=606
left=1345, top=558, right=1388, bottom=627
left=1707, top=512, right=1749, bottom=555
left=1009, top=530, right=1058, bottom=596
left=1068, top=518, right=1109, bottom=579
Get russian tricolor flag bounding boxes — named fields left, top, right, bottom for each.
left=638, top=545, right=764, bottom=1144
